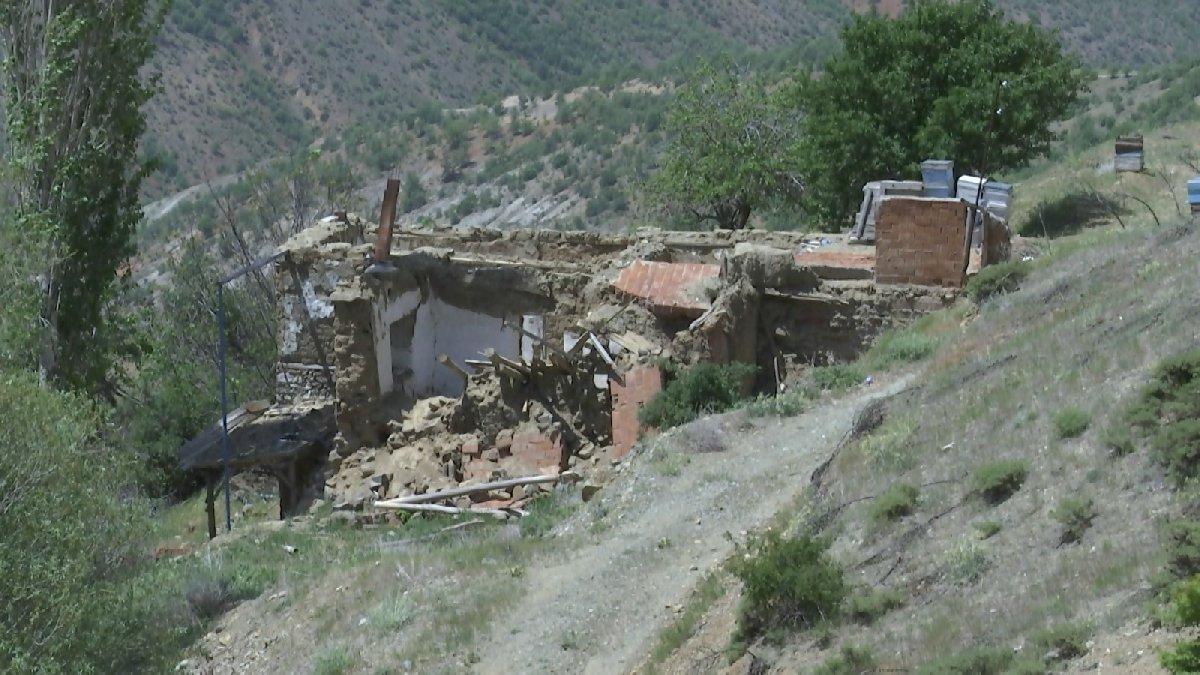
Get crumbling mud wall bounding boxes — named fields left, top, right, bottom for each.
left=266, top=213, right=1012, bottom=513
left=276, top=217, right=367, bottom=405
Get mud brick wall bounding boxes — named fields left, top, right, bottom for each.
left=875, top=197, right=969, bottom=287
left=609, top=366, right=663, bottom=459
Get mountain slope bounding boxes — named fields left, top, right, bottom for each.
left=146, top=0, right=1200, bottom=193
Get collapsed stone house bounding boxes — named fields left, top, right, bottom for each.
left=180, top=186, right=1011, bottom=534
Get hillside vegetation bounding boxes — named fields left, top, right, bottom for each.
left=146, top=0, right=1200, bottom=192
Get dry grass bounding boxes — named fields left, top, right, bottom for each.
left=771, top=221, right=1199, bottom=670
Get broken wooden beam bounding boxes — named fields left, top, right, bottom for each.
left=588, top=333, right=616, bottom=369
left=375, top=471, right=579, bottom=507
left=374, top=502, right=512, bottom=519
left=437, top=354, right=471, bottom=385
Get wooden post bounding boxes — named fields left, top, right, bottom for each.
left=204, top=472, right=218, bottom=540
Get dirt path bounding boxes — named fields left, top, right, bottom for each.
left=472, top=376, right=912, bottom=674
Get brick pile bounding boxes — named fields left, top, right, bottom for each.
left=875, top=197, right=969, bottom=287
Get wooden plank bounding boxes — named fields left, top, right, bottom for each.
left=375, top=471, right=579, bottom=507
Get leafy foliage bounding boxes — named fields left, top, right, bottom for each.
left=790, top=0, right=1085, bottom=225
left=1052, top=406, right=1092, bottom=439
left=966, top=260, right=1031, bottom=303
left=844, top=587, right=905, bottom=624
left=1162, top=577, right=1200, bottom=673
left=971, top=459, right=1029, bottom=504
left=812, top=363, right=866, bottom=392
left=1, top=0, right=163, bottom=392
left=0, top=370, right=167, bottom=672
left=1127, top=349, right=1200, bottom=484
left=1052, top=496, right=1097, bottom=544
left=639, top=362, right=755, bottom=430
left=869, top=483, right=920, bottom=524
left=813, top=645, right=877, bottom=675
left=729, top=532, right=846, bottom=641
left=649, top=62, right=802, bottom=230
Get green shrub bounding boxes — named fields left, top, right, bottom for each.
left=970, top=460, right=1029, bottom=504
left=1161, top=578, right=1200, bottom=673
left=915, top=646, right=1015, bottom=674
left=813, top=645, right=877, bottom=675
left=639, top=362, right=755, bottom=429
left=1052, top=406, right=1091, bottom=439
left=314, top=645, right=357, bottom=675
left=1153, top=420, right=1200, bottom=487
left=965, top=260, right=1031, bottom=303
left=1030, top=622, right=1092, bottom=662
left=0, top=371, right=168, bottom=672
left=1052, top=496, right=1097, bottom=544
left=1161, top=641, right=1200, bottom=674
left=1126, top=349, right=1200, bottom=484
left=729, top=532, right=846, bottom=641
left=844, top=587, right=905, bottom=624
left=1164, top=520, right=1200, bottom=579
left=1101, top=425, right=1136, bottom=456
left=869, top=483, right=919, bottom=524
left=974, top=520, right=1002, bottom=540
left=865, top=330, right=938, bottom=369
left=944, top=540, right=990, bottom=583
left=741, top=388, right=814, bottom=418
left=812, top=363, right=866, bottom=392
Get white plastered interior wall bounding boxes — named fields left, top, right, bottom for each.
left=373, top=285, right=524, bottom=399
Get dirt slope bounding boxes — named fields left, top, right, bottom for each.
left=472, top=377, right=912, bottom=674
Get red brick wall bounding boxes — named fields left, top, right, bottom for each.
left=875, top=197, right=969, bottom=288
left=609, top=366, right=663, bottom=459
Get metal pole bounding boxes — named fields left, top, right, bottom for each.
left=217, top=282, right=233, bottom=532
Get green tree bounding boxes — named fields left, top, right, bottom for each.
left=0, top=0, right=163, bottom=393
left=400, top=171, right=428, bottom=213
left=648, top=62, right=802, bottom=230
left=0, top=369, right=152, bottom=671
left=792, top=0, right=1085, bottom=226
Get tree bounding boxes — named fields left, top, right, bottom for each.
left=0, top=0, right=163, bottom=393
left=400, top=171, right=428, bottom=213
left=792, top=0, right=1086, bottom=226
left=649, top=62, right=802, bottom=230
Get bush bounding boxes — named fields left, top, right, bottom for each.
left=869, top=483, right=919, bottom=524
left=971, top=460, right=1029, bottom=504
left=742, top=388, right=814, bottom=418
left=1165, top=520, right=1200, bottom=580
left=1101, top=425, right=1136, bottom=456
left=729, top=532, right=846, bottom=641
left=1030, top=622, right=1091, bottom=662
left=639, top=362, right=755, bottom=430
left=1161, top=577, right=1200, bottom=673
left=811, top=363, right=866, bottom=392
left=974, top=520, right=1002, bottom=540
left=1126, top=349, right=1200, bottom=484
left=965, top=260, right=1031, bottom=303
left=1053, top=496, right=1097, bottom=544
left=915, top=646, right=1016, bottom=674
left=844, top=587, right=905, bottom=624
left=944, top=540, right=990, bottom=583
left=865, top=330, right=938, bottom=369
left=0, top=370, right=167, bottom=672
left=1052, top=406, right=1091, bottom=439
left=813, top=645, right=877, bottom=675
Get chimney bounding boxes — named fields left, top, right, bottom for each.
left=373, top=177, right=401, bottom=263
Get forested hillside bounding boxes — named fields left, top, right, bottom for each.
left=147, top=0, right=1200, bottom=193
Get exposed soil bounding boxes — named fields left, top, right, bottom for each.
left=470, top=376, right=913, bottom=673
